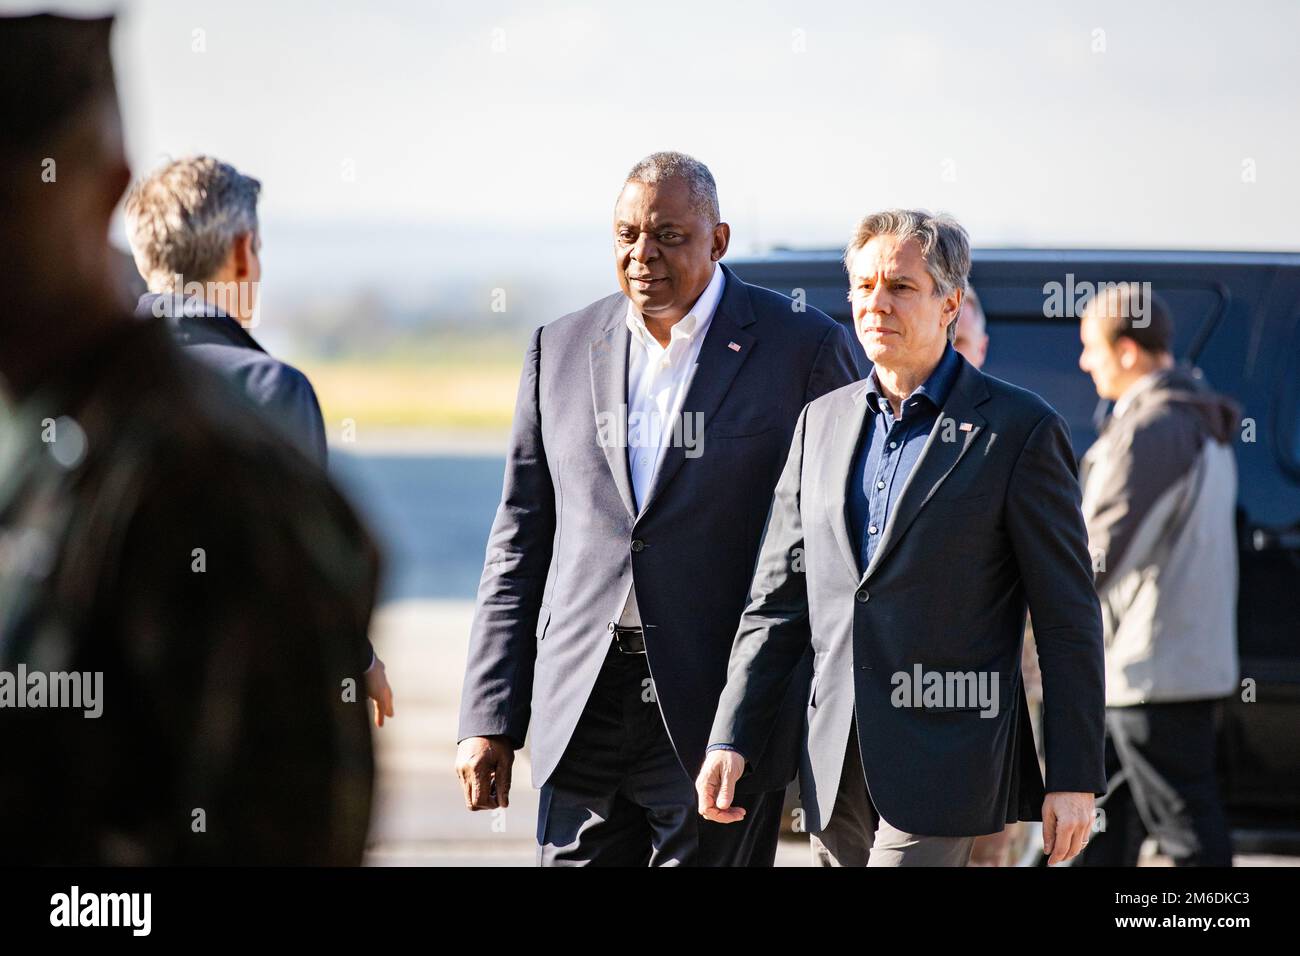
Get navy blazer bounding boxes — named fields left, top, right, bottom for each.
left=710, top=356, right=1107, bottom=836
left=136, top=293, right=328, bottom=467
left=459, top=263, right=867, bottom=792
left=138, top=293, right=373, bottom=672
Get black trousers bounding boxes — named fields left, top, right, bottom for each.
left=1077, top=699, right=1233, bottom=867
left=537, top=645, right=784, bottom=866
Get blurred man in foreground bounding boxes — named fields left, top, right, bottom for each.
left=0, top=13, right=378, bottom=864
left=125, top=154, right=394, bottom=727
left=1075, top=284, right=1239, bottom=866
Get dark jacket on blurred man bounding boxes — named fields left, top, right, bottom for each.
left=136, top=291, right=329, bottom=467
left=0, top=10, right=379, bottom=864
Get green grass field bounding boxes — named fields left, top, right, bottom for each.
left=296, top=348, right=523, bottom=430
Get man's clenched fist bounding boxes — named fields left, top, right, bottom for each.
left=695, top=749, right=748, bottom=824
left=455, top=735, right=515, bottom=811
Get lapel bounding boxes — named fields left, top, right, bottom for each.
left=860, top=359, right=990, bottom=583
left=589, top=297, right=638, bottom=519
left=823, top=381, right=872, bottom=580
left=636, top=264, right=756, bottom=518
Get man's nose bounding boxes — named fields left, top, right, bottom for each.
left=630, top=233, right=656, bottom=262
left=863, top=284, right=888, bottom=314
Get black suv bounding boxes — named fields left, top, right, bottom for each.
left=731, top=248, right=1300, bottom=854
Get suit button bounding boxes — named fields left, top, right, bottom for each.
left=855, top=589, right=869, bottom=603
left=631, top=539, right=645, bottom=552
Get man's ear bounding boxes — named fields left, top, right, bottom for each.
left=711, top=221, right=731, bottom=262
left=231, top=232, right=254, bottom=278
left=942, top=286, right=964, bottom=333
left=1117, top=337, right=1141, bottom=370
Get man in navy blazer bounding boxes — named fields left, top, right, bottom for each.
left=699, top=210, right=1106, bottom=866
left=125, top=156, right=394, bottom=726
left=456, top=152, right=865, bottom=865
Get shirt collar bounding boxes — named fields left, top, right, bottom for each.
left=1112, top=370, right=1164, bottom=419
left=625, top=264, right=726, bottom=349
left=865, top=342, right=962, bottom=416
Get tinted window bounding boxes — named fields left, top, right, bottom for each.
left=1276, top=315, right=1300, bottom=481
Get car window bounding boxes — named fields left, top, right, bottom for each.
left=1276, top=314, right=1300, bottom=482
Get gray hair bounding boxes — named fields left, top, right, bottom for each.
left=844, top=208, right=971, bottom=343
left=125, top=155, right=261, bottom=292
left=623, top=150, right=720, bottom=224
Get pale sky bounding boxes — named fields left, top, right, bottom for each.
left=13, top=0, right=1300, bottom=301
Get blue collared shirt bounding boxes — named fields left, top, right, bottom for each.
left=707, top=344, right=963, bottom=763
left=847, top=343, right=962, bottom=572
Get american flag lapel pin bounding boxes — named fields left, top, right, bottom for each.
left=727, top=341, right=742, bottom=352
left=959, top=422, right=974, bottom=432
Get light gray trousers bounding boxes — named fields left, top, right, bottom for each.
left=809, top=720, right=976, bottom=867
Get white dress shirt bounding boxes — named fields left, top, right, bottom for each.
left=617, top=264, right=726, bottom=627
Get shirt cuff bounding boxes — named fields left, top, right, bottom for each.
left=707, top=743, right=747, bottom=762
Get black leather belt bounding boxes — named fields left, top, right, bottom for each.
left=607, top=623, right=646, bottom=654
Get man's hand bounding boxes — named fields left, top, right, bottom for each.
left=365, top=656, right=395, bottom=728
left=1042, top=791, right=1095, bottom=864
left=695, top=750, right=748, bottom=824
left=455, top=736, right=515, bottom=811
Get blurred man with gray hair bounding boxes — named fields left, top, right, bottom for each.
left=700, top=209, right=1106, bottom=866
left=125, top=155, right=394, bottom=727
left=126, top=159, right=324, bottom=462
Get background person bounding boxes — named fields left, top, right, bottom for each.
left=124, top=154, right=394, bottom=727
left=1074, top=283, right=1239, bottom=867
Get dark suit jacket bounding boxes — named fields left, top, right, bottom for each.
left=458, top=263, right=866, bottom=791
left=135, top=293, right=374, bottom=671
left=709, top=355, right=1107, bottom=836
left=136, top=293, right=328, bottom=467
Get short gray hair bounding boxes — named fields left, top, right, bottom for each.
left=844, top=208, right=971, bottom=342
left=125, top=155, right=261, bottom=292
left=623, top=150, right=720, bottom=224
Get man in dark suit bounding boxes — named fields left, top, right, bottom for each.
left=455, top=151, right=865, bottom=865
left=124, top=156, right=393, bottom=726
left=698, top=209, right=1106, bottom=866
